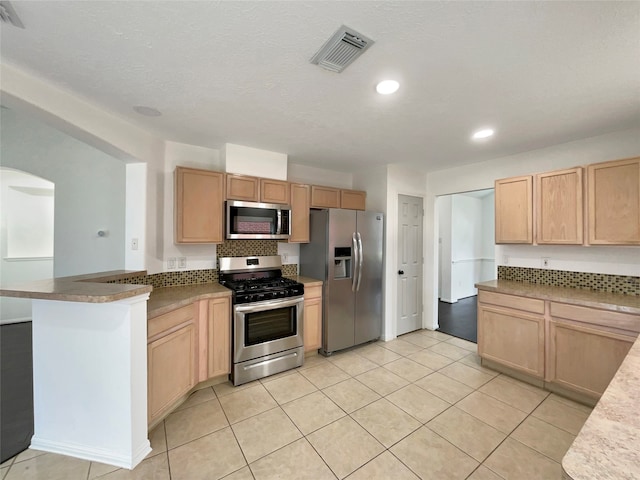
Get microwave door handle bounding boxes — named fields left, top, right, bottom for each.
left=276, top=210, right=282, bottom=235
left=352, top=233, right=358, bottom=292
left=357, top=232, right=363, bottom=291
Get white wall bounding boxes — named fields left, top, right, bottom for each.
left=0, top=107, right=127, bottom=277
left=288, top=163, right=353, bottom=189
left=451, top=195, right=483, bottom=301
left=383, top=165, right=427, bottom=340
left=425, top=128, right=640, bottom=330
left=125, top=163, right=146, bottom=271
left=481, top=192, right=496, bottom=280
left=224, top=143, right=287, bottom=180
left=1, top=63, right=165, bottom=273
left=439, top=193, right=494, bottom=303
left=437, top=196, right=453, bottom=302
left=0, top=169, right=54, bottom=324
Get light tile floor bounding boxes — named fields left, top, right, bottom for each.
left=1, top=330, right=592, bottom=480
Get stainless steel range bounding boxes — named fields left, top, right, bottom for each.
left=218, top=256, right=304, bottom=385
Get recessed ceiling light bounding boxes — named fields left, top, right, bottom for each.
left=376, top=80, right=400, bottom=95
left=133, top=105, right=162, bottom=117
left=472, top=128, right=494, bottom=140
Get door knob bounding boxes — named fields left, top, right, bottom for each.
left=398, top=270, right=404, bottom=275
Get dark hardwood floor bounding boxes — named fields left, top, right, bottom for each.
left=437, top=296, right=477, bottom=343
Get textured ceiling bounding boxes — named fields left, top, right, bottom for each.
left=1, top=1, right=639, bottom=173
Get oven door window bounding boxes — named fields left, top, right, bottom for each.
left=244, top=306, right=297, bottom=346
left=230, top=206, right=277, bottom=235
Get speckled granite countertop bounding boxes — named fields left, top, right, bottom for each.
left=147, top=283, right=231, bottom=318
left=476, top=280, right=640, bottom=314
left=562, top=334, right=640, bottom=479
left=286, top=275, right=323, bottom=287
left=0, top=270, right=152, bottom=303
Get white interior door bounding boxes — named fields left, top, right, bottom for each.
left=397, top=194, right=423, bottom=335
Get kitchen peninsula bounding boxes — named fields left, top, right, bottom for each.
left=0, top=269, right=322, bottom=470
left=0, top=271, right=152, bottom=470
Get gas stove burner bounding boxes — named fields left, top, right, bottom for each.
left=218, top=255, right=304, bottom=304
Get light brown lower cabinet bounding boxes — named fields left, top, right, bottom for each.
left=303, top=285, right=322, bottom=353
left=477, top=292, right=545, bottom=378
left=207, top=297, right=231, bottom=377
left=147, top=304, right=198, bottom=425
left=546, top=319, right=634, bottom=398
left=148, top=296, right=232, bottom=426
left=546, top=301, right=638, bottom=399
left=478, top=291, right=640, bottom=401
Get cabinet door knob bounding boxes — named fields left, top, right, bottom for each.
left=398, top=270, right=404, bottom=275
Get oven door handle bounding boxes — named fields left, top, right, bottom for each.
left=234, top=295, right=303, bottom=314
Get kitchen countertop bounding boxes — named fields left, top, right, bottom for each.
left=476, top=279, right=640, bottom=480
left=476, top=279, right=640, bottom=314
left=562, top=333, right=640, bottom=479
left=0, top=270, right=152, bottom=303
left=147, top=283, right=231, bottom=318
left=286, top=275, right=323, bottom=287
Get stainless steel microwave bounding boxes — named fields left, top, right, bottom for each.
left=226, top=200, right=291, bottom=239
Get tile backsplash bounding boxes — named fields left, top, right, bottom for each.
left=109, top=239, right=298, bottom=288
left=217, top=239, right=279, bottom=257
left=498, top=266, right=640, bottom=296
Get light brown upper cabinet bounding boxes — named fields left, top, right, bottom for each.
left=226, top=174, right=260, bottom=202
left=289, top=183, right=310, bottom=243
left=536, top=167, right=583, bottom=245
left=260, top=178, right=290, bottom=204
left=495, top=175, right=533, bottom=244
left=340, top=189, right=366, bottom=210
left=310, top=185, right=340, bottom=208
left=587, top=157, right=640, bottom=245
left=175, top=167, right=224, bottom=244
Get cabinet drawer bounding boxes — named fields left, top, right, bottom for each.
left=148, top=304, right=196, bottom=339
left=478, top=291, right=545, bottom=314
left=550, top=302, right=640, bottom=334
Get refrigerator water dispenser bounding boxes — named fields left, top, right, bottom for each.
left=334, top=247, right=351, bottom=279
left=334, top=258, right=350, bottom=279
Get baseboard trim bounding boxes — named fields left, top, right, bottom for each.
left=30, top=436, right=151, bottom=470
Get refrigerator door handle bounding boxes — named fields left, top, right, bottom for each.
left=352, top=233, right=359, bottom=292
left=356, top=232, right=364, bottom=291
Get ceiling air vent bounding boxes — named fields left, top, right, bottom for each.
left=0, top=1, right=24, bottom=29
left=310, top=25, right=374, bottom=73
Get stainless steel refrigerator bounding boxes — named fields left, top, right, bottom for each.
left=300, top=209, right=384, bottom=355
